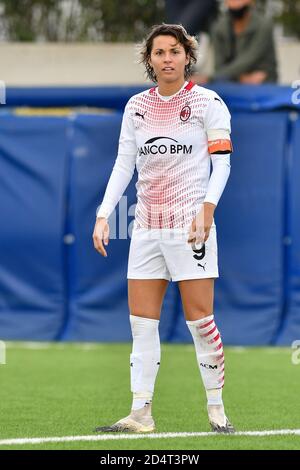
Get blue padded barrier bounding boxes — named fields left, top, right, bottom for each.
left=59, top=113, right=133, bottom=341
left=0, top=116, right=68, bottom=340
left=4, top=84, right=300, bottom=112
left=213, top=112, right=288, bottom=345
left=276, top=113, right=300, bottom=345
left=5, top=86, right=147, bottom=111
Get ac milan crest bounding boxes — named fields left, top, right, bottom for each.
left=180, top=105, right=191, bottom=122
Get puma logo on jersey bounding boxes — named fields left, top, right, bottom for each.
left=135, top=111, right=146, bottom=120
left=198, top=262, right=206, bottom=271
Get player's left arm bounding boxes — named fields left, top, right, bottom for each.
left=188, top=94, right=232, bottom=244
left=204, top=94, right=232, bottom=239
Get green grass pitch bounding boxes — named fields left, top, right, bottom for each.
left=0, top=343, right=299, bottom=450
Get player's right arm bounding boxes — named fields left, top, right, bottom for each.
left=93, top=100, right=137, bottom=257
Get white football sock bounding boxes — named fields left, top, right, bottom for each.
left=129, top=315, right=160, bottom=411
left=187, top=315, right=225, bottom=406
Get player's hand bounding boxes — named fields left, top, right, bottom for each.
left=93, top=217, right=110, bottom=257
left=239, top=71, right=267, bottom=84
left=188, top=202, right=216, bottom=244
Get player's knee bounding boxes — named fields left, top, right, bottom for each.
left=184, top=306, right=212, bottom=321
left=129, top=311, right=160, bottom=321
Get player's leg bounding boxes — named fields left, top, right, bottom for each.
left=128, top=279, right=168, bottom=430
left=178, top=278, right=234, bottom=433
left=95, top=279, right=168, bottom=433
left=128, top=278, right=168, bottom=320
left=95, top=227, right=170, bottom=432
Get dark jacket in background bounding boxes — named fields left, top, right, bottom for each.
left=212, top=8, right=278, bottom=82
left=165, top=0, right=218, bottom=36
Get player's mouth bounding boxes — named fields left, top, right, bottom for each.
left=162, top=67, right=174, bottom=72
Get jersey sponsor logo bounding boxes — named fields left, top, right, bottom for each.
left=180, top=105, right=191, bottom=122
left=138, top=136, right=192, bottom=156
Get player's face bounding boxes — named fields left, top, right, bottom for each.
left=149, top=35, right=189, bottom=84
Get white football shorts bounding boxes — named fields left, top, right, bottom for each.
left=127, top=223, right=219, bottom=282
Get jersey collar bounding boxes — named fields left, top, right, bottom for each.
left=149, top=80, right=195, bottom=98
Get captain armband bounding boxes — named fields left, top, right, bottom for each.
left=207, top=129, right=233, bottom=155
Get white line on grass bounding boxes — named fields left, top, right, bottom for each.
left=0, top=430, right=300, bottom=446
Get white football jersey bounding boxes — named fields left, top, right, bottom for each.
left=110, top=81, right=231, bottom=229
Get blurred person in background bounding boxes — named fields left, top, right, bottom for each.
left=165, top=0, right=218, bottom=37
left=93, top=23, right=234, bottom=434
left=166, top=0, right=219, bottom=77
left=194, top=0, right=278, bottom=84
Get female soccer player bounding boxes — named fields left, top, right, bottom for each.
left=93, top=23, right=234, bottom=433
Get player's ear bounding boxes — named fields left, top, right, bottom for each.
left=185, top=53, right=190, bottom=66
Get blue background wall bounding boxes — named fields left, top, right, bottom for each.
left=0, top=85, right=299, bottom=344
